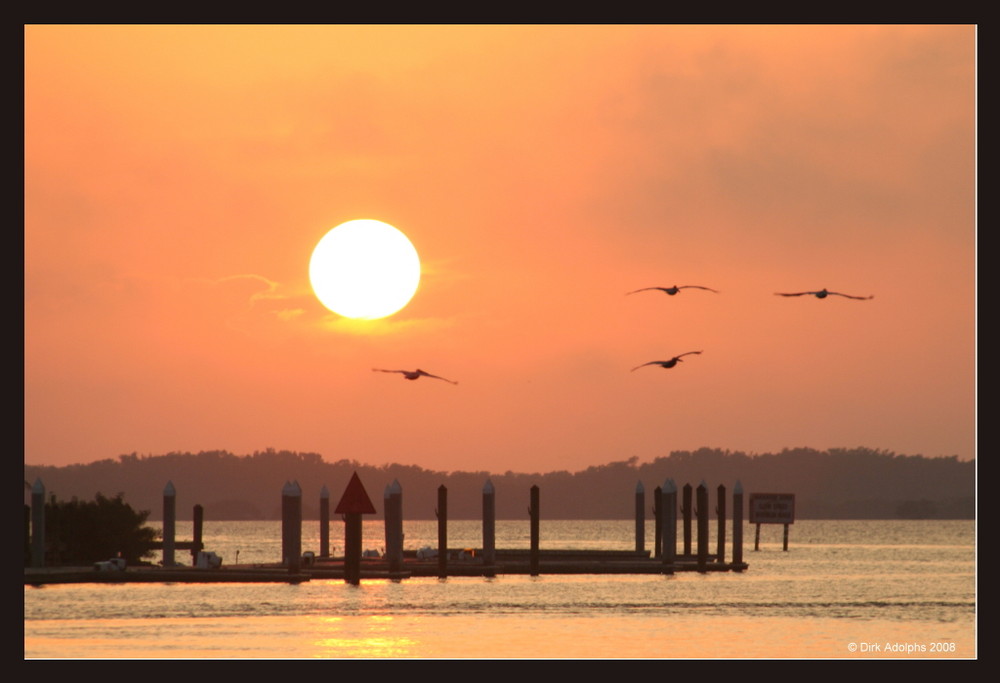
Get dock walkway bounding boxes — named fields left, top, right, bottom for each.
left=25, top=550, right=748, bottom=585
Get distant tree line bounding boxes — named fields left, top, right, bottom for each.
left=24, top=447, right=975, bottom=521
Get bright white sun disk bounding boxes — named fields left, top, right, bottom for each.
left=309, top=219, right=421, bottom=320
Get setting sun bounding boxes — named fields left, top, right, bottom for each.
left=309, top=219, right=421, bottom=320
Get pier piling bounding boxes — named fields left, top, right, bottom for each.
left=635, top=481, right=645, bottom=553
left=716, top=484, right=726, bottom=562
left=335, top=472, right=377, bottom=585
left=290, top=482, right=302, bottom=573
left=386, top=480, right=403, bottom=574
left=696, top=481, right=709, bottom=572
left=682, top=483, right=693, bottom=556
left=163, top=481, right=176, bottom=567
left=653, top=485, right=662, bottom=558
left=320, top=486, right=330, bottom=558
left=437, top=485, right=448, bottom=579
left=191, top=504, right=203, bottom=566
left=662, top=479, right=676, bottom=572
left=529, top=485, right=540, bottom=577
left=733, top=481, right=744, bottom=568
left=482, top=479, right=496, bottom=575
left=344, top=511, right=361, bottom=585
left=281, top=481, right=303, bottom=572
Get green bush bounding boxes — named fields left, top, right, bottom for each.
left=42, top=493, right=159, bottom=566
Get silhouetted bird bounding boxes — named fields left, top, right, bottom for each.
left=631, top=351, right=702, bottom=372
left=627, top=285, right=719, bottom=296
left=774, top=288, right=873, bottom=300
left=373, top=368, right=458, bottom=385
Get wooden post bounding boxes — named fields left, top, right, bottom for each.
left=482, top=479, right=496, bottom=573
left=783, top=523, right=790, bottom=551
left=289, top=481, right=302, bottom=574
left=682, top=483, right=693, bottom=556
left=383, top=484, right=393, bottom=568
left=395, top=481, right=404, bottom=566
left=696, top=481, right=708, bottom=573
left=716, top=484, right=726, bottom=563
left=335, top=472, right=377, bottom=585
left=191, top=504, right=204, bottom=565
left=653, top=485, right=662, bottom=559
left=662, top=479, right=676, bottom=571
left=344, top=512, right=362, bottom=585
left=437, top=485, right=448, bottom=579
left=281, top=480, right=291, bottom=565
left=388, top=480, right=403, bottom=573
left=320, top=485, right=330, bottom=557
left=529, top=485, right=540, bottom=577
left=163, top=481, right=176, bottom=567
left=282, top=481, right=302, bottom=569
left=733, top=480, right=744, bottom=568
left=31, top=479, right=45, bottom=568
left=754, top=523, right=761, bottom=551
left=635, top=481, right=645, bottom=553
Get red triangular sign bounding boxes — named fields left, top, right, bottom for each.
left=334, top=472, right=377, bottom=514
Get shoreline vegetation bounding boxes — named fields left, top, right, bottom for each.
left=24, top=447, right=974, bottom=522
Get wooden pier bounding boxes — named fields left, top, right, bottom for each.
left=24, top=549, right=748, bottom=585
left=25, top=474, right=751, bottom=586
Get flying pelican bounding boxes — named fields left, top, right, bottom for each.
left=774, top=288, right=873, bottom=300
left=631, top=351, right=702, bottom=372
left=627, top=285, right=719, bottom=296
left=372, top=368, right=458, bottom=385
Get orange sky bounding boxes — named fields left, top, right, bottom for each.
left=24, top=25, right=976, bottom=473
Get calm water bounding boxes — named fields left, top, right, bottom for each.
left=24, top=520, right=976, bottom=659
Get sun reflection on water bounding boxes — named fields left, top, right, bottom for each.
left=310, top=615, right=420, bottom=658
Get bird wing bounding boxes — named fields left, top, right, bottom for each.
left=373, top=368, right=406, bottom=374
left=679, top=285, right=719, bottom=293
left=417, top=370, right=458, bottom=384
left=827, top=291, right=874, bottom=300
left=625, top=287, right=665, bottom=295
left=677, top=351, right=702, bottom=359
left=774, top=291, right=812, bottom=297
left=630, top=361, right=662, bottom=372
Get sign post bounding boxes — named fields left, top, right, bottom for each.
left=335, top=472, right=377, bottom=584
left=749, top=493, right=795, bottom=551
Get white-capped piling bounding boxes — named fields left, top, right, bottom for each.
left=386, top=479, right=404, bottom=573
left=661, top=479, right=676, bottom=571
left=696, top=481, right=709, bottom=572
left=635, top=481, right=645, bottom=553
left=320, top=485, right=330, bottom=557
left=163, top=481, right=176, bottom=566
left=482, top=479, right=496, bottom=571
left=733, top=481, right=744, bottom=568
left=716, top=484, right=726, bottom=562
left=682, top=482, right=693, bottom=556
left=31, top=478, right=45, bottom=568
